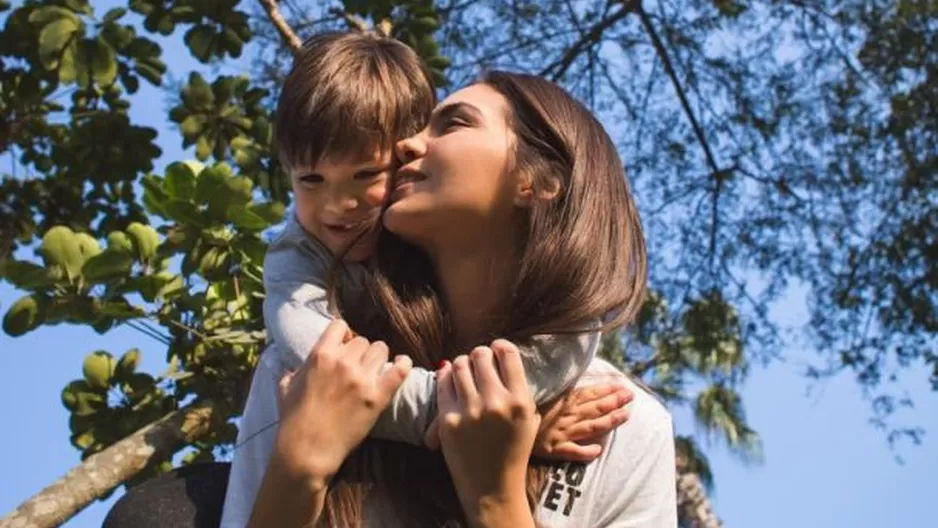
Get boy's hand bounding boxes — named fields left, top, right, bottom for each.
left=532, top=384, right=633, bottom=462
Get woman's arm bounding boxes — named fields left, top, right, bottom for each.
left=246, top=320, right=412, bottom=527
left=436, top=341, right=540, bottom=528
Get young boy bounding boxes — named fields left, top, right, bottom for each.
left=221, top=31, right=630, bottom=527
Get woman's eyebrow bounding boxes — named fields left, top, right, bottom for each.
left=433, top=101, right=484, bottom=123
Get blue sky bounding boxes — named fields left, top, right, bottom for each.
left=1, top=2, right=936, bottom=526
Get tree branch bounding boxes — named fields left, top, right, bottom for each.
left=0, top=400, right=219, bottom=528
left=257, top=0, right=303, bottom=53
left=539, top=0, right=639, bottom=81
left=637, top=6, right=725, bottom=260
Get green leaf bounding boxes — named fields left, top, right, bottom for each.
left=75, top=233, right=102, bottom=260
left=135, top=61, right=163, bottom=85
left=106, top=231, right=135, bottom=255
left=91, top=38, right=118, bottom=86
left=184, top=25, right=216, bottom=62
left=226, top=205, right=267, bottom=230
left=82, top=351, right=115, bottom=390
left=0, top=260, right=52, bottom=289
left=125, top=223, right=160, bottom=262
left=28, top=6, right=77, bottom=26
left=194, top=135, right=212, bottom=160
left=82, top=251, right=134, bottom=282
left=183, top=72, right=214, bottom=108
left=194, top=163, right=232, bottom=204
left=165, top=162, right=198, bottom=199
left=73, top=391, right=106, bottom=416
left=199, top=247, right=230, bottom=278
left=249, top=202, right=285, bottom=224
left=180, top=115, right=205, bottom=139
left=61, top=380, right=92, bottom=411
left=162, top=199, right=205, bottom=227
left=98, top=298, right=143, bottom=318
left=102, top=7, right=126, bottom=23
left=38, top=17, right=81, bottom=70
left=41, top=226, right=84, bottom=281
left=3, top=295, right=46, bottom=336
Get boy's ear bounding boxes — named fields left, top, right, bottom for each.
left=514, top=176, right=562, bottom=207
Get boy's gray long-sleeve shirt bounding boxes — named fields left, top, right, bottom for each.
left=261, top=214, right=599, bottom=444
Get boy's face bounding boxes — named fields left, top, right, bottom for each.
left=290, top=149, right=394, bottom=262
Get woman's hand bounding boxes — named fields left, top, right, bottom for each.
left=272, top=319, right=413, bottom=487
left=436, top=339, right=539, bottom=528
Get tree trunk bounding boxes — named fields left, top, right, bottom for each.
left=677, top=471, right=724, bottom=528
left=0, top=399, right=218, bottom=528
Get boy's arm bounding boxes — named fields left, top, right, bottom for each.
left=263, top=235, right=436, bottom=446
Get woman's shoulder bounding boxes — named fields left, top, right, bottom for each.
left=535, top=358, right=677, bottom=527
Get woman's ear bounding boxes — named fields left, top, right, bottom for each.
left=514, top=176, right=562, bottom=207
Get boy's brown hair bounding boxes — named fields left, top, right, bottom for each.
left=275, top=30, right=437, bottom=171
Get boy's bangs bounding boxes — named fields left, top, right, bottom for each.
left=277, top=50, right=431, bottom=171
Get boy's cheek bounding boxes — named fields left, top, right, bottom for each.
left=365, top=182, right=389, bottom=207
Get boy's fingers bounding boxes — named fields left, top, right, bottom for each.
left=574, top=388, right=633, bottom=420
left=436, top=360, right=456, bottom=412
left=491, top=339, right=528, bottom=395
left=570, top=384, right=625, bottom=405
left=565, top=408, right=629, bottom=442
left=424, top=418, right=441, bottom=451
left=452, top=355, right=480, bottom=406
left=276, top=370, right=296, bottom=411
left=547, top=441, right=603, bottom=463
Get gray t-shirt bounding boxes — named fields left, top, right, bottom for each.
left=220, top=356, right=677, bottom=527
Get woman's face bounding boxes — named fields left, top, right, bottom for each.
left=383, top=83, right=523, bottom=250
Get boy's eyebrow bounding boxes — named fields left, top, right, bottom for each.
left=433, top=101, right=483, bottom=123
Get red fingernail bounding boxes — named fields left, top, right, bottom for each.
left=437, top=359, right=448, bottom=370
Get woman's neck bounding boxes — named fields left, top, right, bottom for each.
left=430, top=241, right=517, bottom=349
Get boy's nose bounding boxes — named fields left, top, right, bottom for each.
left=395, top=130, right=427, bottom=163
left=324, top=192, right=359, bottom=214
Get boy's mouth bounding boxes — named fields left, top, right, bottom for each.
left=323, top=217, right=374, bottom=235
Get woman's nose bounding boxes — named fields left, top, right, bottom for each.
left=395, top=130, right=428, bottom=164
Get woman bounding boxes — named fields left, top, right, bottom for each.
left=248, top=71, right=677, bottom=527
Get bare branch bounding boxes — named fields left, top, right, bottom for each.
left=539, top=0, right=640, bottom=81
left=637, top=6, right=725, bottom=261
left=256, top=0, right=303, bottom=53
left=0, top=400, right=219, bottom=528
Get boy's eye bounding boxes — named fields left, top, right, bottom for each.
left=297, top=174, right=323, bottom=185
left=354, top=169, right=389, bottom=181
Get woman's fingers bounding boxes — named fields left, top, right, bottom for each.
left=314, top=319, right=350, bottom=352
left=491, top=339, right=529, bottom=395
left=469, top=346, right=503, bottom=398
left=376, top=354, right=412, bottom=401
left=361, top=340, right=390, bottom=373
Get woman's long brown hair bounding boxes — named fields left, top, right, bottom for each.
left=321, top=71, right=647, bottom=526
